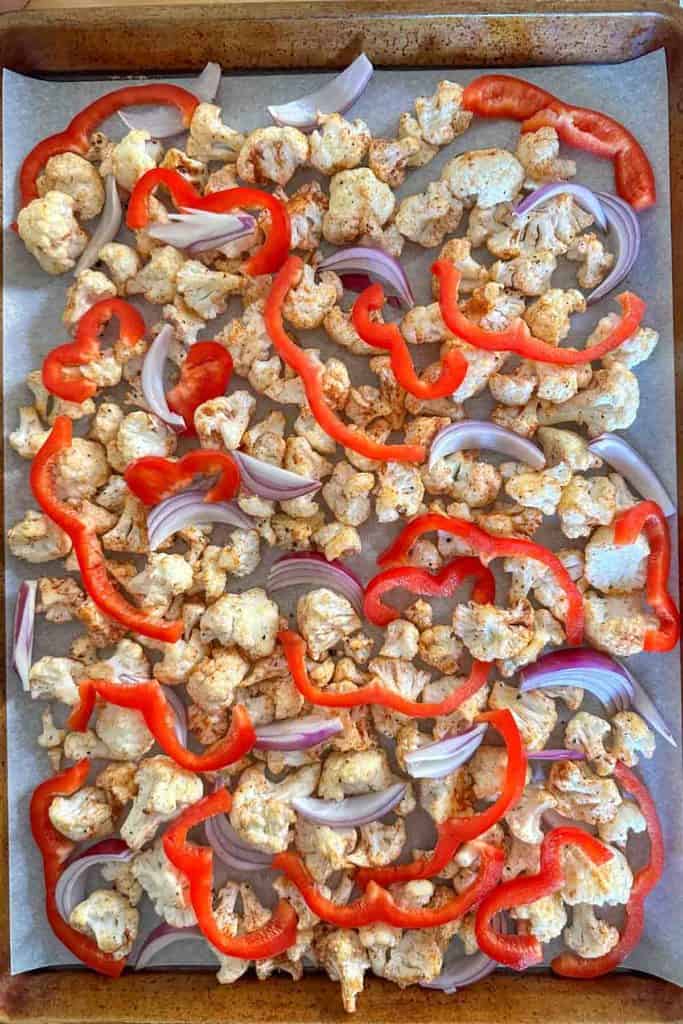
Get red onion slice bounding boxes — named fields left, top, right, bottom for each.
left=268, top=54, right=373, bottom=131
left=587, top=192, right=641, bottom=304
left=318, top=246, right=414, bottom=309
left=141, top=325, right=186, bottom=431
left=13, top=579, right=37, bottom=692
left=254, top=715, right=343, bottom=751
left=204, top=813, right=273, bottom=873
left=147, top=489, right=253, bottom=550
left=233, top=451, right=321, bottom=501
left=404, top=725, right=487, bottom=780
left=162, top=686, right=188, bottom=746
left=133, top=922, right=206, bottom=970
left=119, top=62, right=221, bottom=138
left=422, top=915, right=508, bottom=993
left=587, top=434, right=675, bottom=517
left=514, top=183, right=607, bottom=231
left=429, top=419, right=545, bottom=470
left=75, top=175, right=122, bottom=274
left=527, top=749, right=585, bottom=761
left=338, top=273, right=402, bottom=309
left=292, top=783, right=406, bottom=828
left=267, top=553, right=364, bottom=615
left=148, top=210, right=256, bottom=254
left=55, top=839, right=133, bottom=920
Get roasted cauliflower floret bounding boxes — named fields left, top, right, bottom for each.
left=611, top=711, right=655, bottom=767
left=368, top=136, right=420, bottom=188
left=563, top=904, right=620, bottom=959
left=309, top=113, right=370, bottom=175
left=436, top=236, right=488, bottom=294
left=453, top=600, right=534, bottom=661
left=323, top=168, right=395, bottom=245
left=584, top=525, right=649, bottom=594
left=96, top=242, right=141, bottom=296
left=523, top=287, right=586, bottom=344
left=502, top=461, right=571, bottom=515
left=536, top=426, right=601, bottom=472
left=107, top=129, right=159, bottom=191
left=231, top=764, right=319, bottom=853
left=505, top=784, right=557, bottom=844
left=9, top=406, right=49, bottom=459
left=583, top=592, right=656, bottom=658
left=52, top=438, right=109, bottom=502
left=601, top=321, right=659, bottom=370
left=17, top=191, right=88, bottom=274
left=63, top=269, right=117, bottom=329
left=126, top=245, right=185, bottom=305
left=69, top=890, right=138, bottom=958
left=94, top=705, right=154, bottom=760
left=200, top=588, right=278, bottom=660
left=186, top=102, right=244, bottom=162
left=395, top=181, right=463, bottom=247
left=131, top=839, right=196, bottom=927
left=561, top=843, right=632, bottom=906
left=177, top=260, right=241, bottom=320
left=318, top=750, right=393, bottom=801
left=515, top=127, right=576, bottom=185
left=511, top=892, right=567, bottom=943
left=195, top=391, right=255, bottom=450
left=314, top=928, right=369, bottom=1013
left=285, top=180, right=328, bottom=251
left=282, top=262, right=342, bottom=330
left=297, top=588, right=361, bottom=661
left=375, top=461, right=424, bottom=523
left=488, top=680, right=557, bottom=750
left=294, top=818, right=357, bottom=883
left=414, top=80, right=472, bottom=145
left=379, top=620, right=420, bottom=661
left=548, top=761, right=622, bottom=825
left=8, top=510, right=71, bottom=563
left=441, top=148, right=524, bottom=208
left=565, top=712, right=616, bottom=776
left=107, top=410, right=176, bottom=470
left=322, top=461, right=375, bottom=527
left=538, top=363, right=639, bottom=436
left=566, top=232, right=614, bottom=289
left=597, top=800, right=647, bottom=848
left=313, top=521, right=362, bottom=562
left=186, top=646, right=249, bottom=710
left=236, top=126, right=308, bottom=186
left=424, top=451, right=502, bottom=508
left=489, top=251, right=557, bottom=296
left=128, top=553, right=193, bottom=611
left=37, top=152, right=105, bottom=220
left=49, top=786, right=113, bottom=841
left=121, top=756, right=203, bottom=850
left=557, top=476, right=617, bottom=540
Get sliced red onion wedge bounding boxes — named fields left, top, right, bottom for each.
left=514, top=183, right=607, bottom=231
left=141, top=325, right=186, bottom=432
left=318, top=246, right=414, bottom=309
left=254, top=715, right=343, bottom=751
left=421, top=915, right=508, bottom=993
left=147, top=209, right=256, bottom=255
left=527, top=749, right=585, bottom=761
left=520, top=648, right=676, bottom=747
left=292, top=783, right=406, bottom=828
left=55, top=839, right=133, bottom=920
left=133, top=923, right=206, bottom=970
left=204, top=812, right=272, bottom=873
left=587, top=434, right=675, bottom=517
left=162, top=686, right=188, bottom=746
left=429, top=420, right=545, bottom=471
left=587, top=192, right=641, bottom=304
left=233, top=451, right=321, bottom=501
left=147, top=489, right=253, bottom=550
left=268, top=54, right=373, bottom=131
left=267, top=553, right=364, bottom=616
left=404, top=725, right=487, bottom=780
left=75, top=175, right=122, bottom=274
left=337, top=273, right=402, bottom=309
left=119, top=62, right=221, bottom=138
left=13, top=579, right=37, bottom=692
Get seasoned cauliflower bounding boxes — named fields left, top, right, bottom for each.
left=488, top=363, right=537, bottom=407
left=284, top=181, right=328, bottom=251
left=502, top=461, right=571, bottom=515
left=63, top=269, right=117, bottom=328
left=128, top=553, right=193, bottom=610
left=322, top=461, right=375, bottom=527
left=418, top=625, right=462, bottom=674
left=601, top=322, right=659, bottom=370
left=565, top=712, right=615, bottom=776
left=566, top=232, right=614, bottom=290
left=557, top=475, right=617, bottom=540
left=92, top=243, right=140, bottom=297
left=294, top=818, right=357, bottom=883
left=379, top=620, right=420, bottom=661
left=107, top=411, right=176, bottom=471
left=368, top=136, right=420, bottom=188
left=488, top=680, right=557, bottom=750
left=314, top=928, right=369, bottom=1013
left=398, top=111, right=438, bottom=167
left=69, top=890, right=138, bottom=958
left=563, top=904, right=620, bottom=959
left=419, top=764, right=473, bottom=821
left=17, top=191, right=88, bottom=274
left=441, top=149, right=524, bottom=208
left=236, top=126, right=308, bottom=186
left=436, top=236, right=488, bottom=294
left=597, top=800, right=647, bottom=847
left=313, top=521, right=362, bottom=562
left=584, top=525, right=649, bottom=594
left=95, top=705, right=154, bottom=760
left=453, top=600, right=534, bottom=661
left=548, top=761, right=622, bottom=825
left=490, top=252, right=557, bottom=296
left=187, top=646, right=249, bottom=710
left=511, top=892, right=567, bottom=943
left=536, top=426, right=601, bottom=472
left=538, top=362, right=639, bottom=436
left=611, top=711, right=655, bottom=767
left=49, top=786, right=113, bottom=841
left=505, top=784, right=557, bottom=844
left=367, top=656, right=430, bottom=703
left=186, top=102, right=244, bottom=162
left=131, top=839, right=196, bottom=927
left=414, top=80, right=472, bottom=145
left=318, top=750, right=393, bottom=801
left=297, top=588, right=361, bottom=661
left=395, top=181, right=463, bottom=247
left=96, top=762, right=138, bottom=813
left=200, top=588, right=279, bottom=659
left=230, top=763, right=319, bottom=853
left=523, top=288, right=586, bottom=344
left=9, top=406, right=49, bottom=459
left=53, top=438, right=109, bottom=502
left=323, top=168, right=395, bottom=245
left=8, top=510, right=71, bottom=563
left=154, top=630, right=207, bottom=686
left=196, top=391, right=255, bottom=450
left=324, top=305, right=376, bottom=356
left=561, top=843, right=632, bottom=906
left=106, top=129, right=159, bottom=190
left=375, top=461, right=424, bottom=523
left=37, top=152, right=105, bottom=220
left=121, top=756, right=203, bottom=850
left=470, top=746, right=521, bottom=802
left=583, top=591, right=656, bottom=658
left=515, top=127, right=576, bottom=185
left=100, top=495, right=148, bottom=553
left=372, top=929, right=443, bottom=988
left=127, top=245, right=186, bottom=307
left=176, top=259, right=241, bottom=320
left=282, top=262, right=342, bottom=330
left=309, top=113, right=370, bottom=175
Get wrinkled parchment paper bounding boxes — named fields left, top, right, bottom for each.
left=4, top=49, right=682, bottom=981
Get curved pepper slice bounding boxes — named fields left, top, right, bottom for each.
left=69, top=678, right=255, bottom=772
left=364, top=555, right=495, bottom=627
left=351, top=283, right=467, bottom=399
left=31, top=760, right=126, bottom=977
left=31, top=417, right=182, bottom=643
left=265, top=256, right=425, bottom=463
left=377, top=512, right=584, bottom=646
left=42, top=298, right=146, bottom=403
left=166, top=341, right=233, bottom=436
left=476, top=827, right=613, bottom=970
left=355, top=708, right=526, bottom=887
left=462, top=75, right=555, bottom=120
left=274, top=840, right=503, bottom=929
left=20, top=85, right=199, bottom=208
left=124, top=449, right=241, bottom=505
left=163, top=789, right=298, bottom=957
left=281, top=628, right=491, bottom=719
left=613, top=500, right=680, bottom=652
left=433, top=260, right=646, bottom=366
left=126, top=168, right=290, bottom=277
left=552, top=763, right=664, bottom=978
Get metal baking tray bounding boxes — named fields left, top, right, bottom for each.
left=0, top=2, right=682, bottom=1020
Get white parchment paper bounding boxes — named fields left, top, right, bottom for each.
left=3, top=50, right=682, bottom=982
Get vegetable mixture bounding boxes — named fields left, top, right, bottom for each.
left=9, top=57, right=679, bottom=1010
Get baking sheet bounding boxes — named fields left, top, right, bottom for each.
left=3, top=49, right=682, bottom=982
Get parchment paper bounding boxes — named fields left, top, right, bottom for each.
left=4, top=49, right=682, bottom=982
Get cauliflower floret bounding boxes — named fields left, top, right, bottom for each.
left=491, top=400, right=539, bottom=439
left=108, top=129, right=160, bottom=190
left=324, top=305, right=375, bottom=357
left=373, top=929, right=443, bottom=988
left=318, top=750, right=393, bottom=801
left=176, top=260, right=241, bottom=320
left=367, top=656, right=430, bottom=703
left=415, top=80, right=472, bottom=145
left=463, top=281, right=527, bottom=334
left=187, top=647, right=249, bottom=710
left=538, top=363, right=640, bottom=436
left=154, top=630, right=207, bottom=686
left=561, top=843, right=633, bottom=907
left=454, top=600, right=534, bottom=661
left=566, top=232, right=614, bottom=289
left=523, top=288, right=586, bottom=344
left=470, top=747, right=519, bottom=803
left=323, top=168, right=395, bottom=245
left=512, top=892, right=567, bottom=943
left=375, top=461, right=425, bottom=523
left=436, top=237, right=488, bottom=294
left=281, top=180, right=328, bottom=251
left=557, top=476, right=617, bottom=540
left=565, top=712, right=616, bottom=776
left=121, top=756, right=203, bottom=850
left=418, top=625, right=462, bottom=674
left=236, top=126, right=308, bottom=186
left=490, top=252, right=557, bottom=297
left=49, top=786, right=113, bottom=841
left=548, top=761, right=622, bottom=825
left=584, top=525, right=649, bottom=594
left=488, top=680, right=557, bottom=750
left=601, top=322, right=659, bottom=370
left=9, top=406, right=49, bottom=459
left=282, top=263, right=342, bottom=330
left=536, top=427, right=602, bottom=472
left=313, top=521, right=362, bottom=562
left=563, top=904, right=620, bottom=959
left=101, top=857, right=142, bottom=905
left=322, top=461, right=375, bottom=527
left=488, top=195, right=593, bottom=259
left=126, top=245, right=185, bottom=305
left=297, top=588, right=361, bottom=661
left=395, top=181, right=463, bottom=247
left=8, top=510, right=71, bottom=563
left=195, top=391, right=255, bottom=450
left=69, top=890, right=138, bottom=958
left=197, top=530, right=262, bottom=597
left=108, top=412, right=176, bottom=476
left=597, top=800, right=647, bottom=848
left=502, top=461, right=571, bottom=515
left=368, top=136, right=420, bottom=188
left=442, top=148, right=524, bottom=208
left=379, top=620, right=420, bottom=660
left=398, top=111, right=438, bottom=167
left=583, top=592, right=656, bottom=658
left=515, top=127, right=576, bottom=186
left=63, top=269, right=117, bottom=328
left=53, top=438, right=109, bottom=502
left=348, top=820, right=407, bottom=868
left=400, top=302, right=448, bottom=346
left=504, top=836, right=541, bottom=880
left=128, top=553, right=193, bottom=611
left=96, top=762, right=139, bottom=813
left=231, top=764, right=319, bottom=853
left=100, top=495, right=148, bottom=553
left=419, top=764, right=474, bottom=821
left=37, top=152, right=105, bottom=220
left=17, top=191, right=88, bottom=274
left=426, top=450, right=502, bottom=508
left=611, top=711, right=655, bottom=767
left=200, top=588, right=279, bottom=659
left=314, top=928, right=369, bottom=1013
left=186, top=102, right=244, bottom=162
left=97, top=242, right=141, bottom=295
left=95, top=705, right=154, bottom=760
left=131, top=839, right=196, bottom=927
left=505, top=784, right=557, bottom=844
left=309, top=113, right=370, bottom=175
left=294, top=818, right=357, bottom=882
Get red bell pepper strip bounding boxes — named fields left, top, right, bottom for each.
left=433, top=260, right=646, bottom=365
left=476, top=827, right=613, bottom=970
left=351, top=282, right=467, bottom=399
left=69, top=678, right=255, bottom=772
left=613, top=500, right=680, bottom=652
left=377, top=512, right=584, bottom=646
left=124, top=449, right=241, bottom=506
left=274, top=840, right=503, bottom=929
left=126, top=168, right=290, bottom=277
left=31, top=418, right=182, bottom=643
left=363, top=555, right=495, bottom=627
left=31, top=760, right=126, bottom=977
left=462, top=74, right=556, bottom=121
left=166, top=341, right=233, bottom=436
left=552, top=763, right=664, bottom=978
left=19, top=85, right=199, bottom=208
left=163, top=789, right=298, bottom=957
left=280, top=628, right=491, bottom=719
left=42, top=298, right=146, bottom=403
left=265, top=256, right=425, bottom=464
